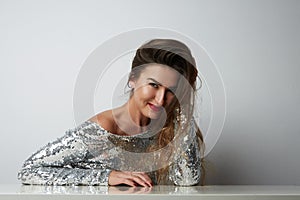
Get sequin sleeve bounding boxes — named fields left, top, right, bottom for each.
left=169, top=118, right=202, bottom=186
left=17, top=123, right=111, bottom=186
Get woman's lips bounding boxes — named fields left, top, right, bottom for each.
left=148, top=103, right=162, bottom=112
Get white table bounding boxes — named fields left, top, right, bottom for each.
left=0, top=184, right=299, bottom=200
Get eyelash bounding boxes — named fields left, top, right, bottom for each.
left=149, top=82, right=159, bottom=88
left=149, top=83, right=175, bottom=95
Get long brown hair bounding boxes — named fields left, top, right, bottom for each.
left=130, top=39, right=205, bottom=185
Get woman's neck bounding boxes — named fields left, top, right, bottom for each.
left=112, top=102, right=150, bottom=135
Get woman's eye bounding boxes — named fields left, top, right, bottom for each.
left=149, top=83, right=159, bottom=88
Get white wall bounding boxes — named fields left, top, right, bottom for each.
left=0, top=0, right=299, bottom=185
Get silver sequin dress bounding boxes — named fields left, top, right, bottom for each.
left=18, top=119, right=201, bottom=186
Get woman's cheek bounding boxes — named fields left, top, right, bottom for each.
left=141, top=87, right=155, bottom=97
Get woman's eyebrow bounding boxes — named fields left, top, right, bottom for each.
left=147, top=78, right=162, bottom=86
left=147, top=78, right=177, bottom=91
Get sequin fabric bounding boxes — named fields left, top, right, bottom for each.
left=18, top=119, right=201, bottom=186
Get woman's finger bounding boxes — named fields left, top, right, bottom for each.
left=131, top=172, right=153, bottom=187
left=121, top=171, right=150, bottom=187
left=121, top=178, right=137, bottom=187
left=131, top=174, right=149, bottom=187
left=109, top=171, right=136, bottom=186
left=125, top=172, right=152, bottom=187
left=135, top=172, right=153, bottom=186
left=109, top=170, right=153, bottom=187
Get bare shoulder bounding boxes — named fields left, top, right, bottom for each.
left=88, top=110, right=117, bottom=133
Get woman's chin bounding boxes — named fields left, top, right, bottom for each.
left=145, top=111, right=161, bottom=120
left=148, top=110, right=167, bottom=121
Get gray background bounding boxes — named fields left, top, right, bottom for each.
left=0, top=0, right=299, bottom=185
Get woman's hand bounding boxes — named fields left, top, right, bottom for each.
left=108, top=170, right=153, bottom=187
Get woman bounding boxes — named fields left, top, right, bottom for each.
left=18, top=39, right=205, bottom=187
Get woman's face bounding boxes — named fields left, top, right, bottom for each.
left=129, top=64, right=179, bottom=120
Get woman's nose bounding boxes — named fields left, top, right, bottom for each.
left=155, top=88, right=166, bottom=106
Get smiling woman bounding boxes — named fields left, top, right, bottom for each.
left=127, top=64, right=179, bottom=122
left=17, top=39, right=205, bottom=187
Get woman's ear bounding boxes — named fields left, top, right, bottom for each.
left=128, top=80, right=136, bottom=89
